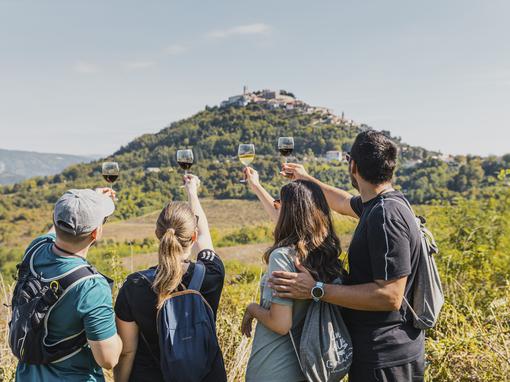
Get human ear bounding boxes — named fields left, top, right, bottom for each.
left=351, top=160, right=358, bottom=175
left=192, top=231, right=198, bottom=243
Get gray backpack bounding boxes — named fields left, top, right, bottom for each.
left=289, top=279, right=353, bottom=382
left=383, top=197, right=444, bottom=330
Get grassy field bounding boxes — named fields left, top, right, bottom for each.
left=1, top=197, right=509, bottom=381
left=102, top=199, right=272, bottom=243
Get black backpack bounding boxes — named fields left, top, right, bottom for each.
left=9, top=237, right=99, bottom=364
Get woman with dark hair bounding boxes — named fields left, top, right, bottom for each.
left=241, top=168, right=344, bottom=382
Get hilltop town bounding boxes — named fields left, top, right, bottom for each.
left=219, top=87, right=361, bottom=128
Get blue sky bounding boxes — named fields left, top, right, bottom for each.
left=0, top=0, right=509, bottom=156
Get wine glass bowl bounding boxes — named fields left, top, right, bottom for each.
left=102, top=162, right=119, bottom=183
left=238, top=144, right=255, bottom=183
left=278, top=137, right=294, bottom=159
left=176, top=149, right=194, bottom=175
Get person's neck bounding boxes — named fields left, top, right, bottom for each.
left=359, top=181, right=394, bottom=203
left=180, top=249, right=192, bottom=262
left=53, top=240, right=90, bottom=259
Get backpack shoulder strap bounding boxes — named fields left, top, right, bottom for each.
left=188, top=261, right=206, bottom=291
left=21, top=237, right=52, bottom=268
left=137, top=268, right=157, bottom=285
left=56, top=265, right=98, bottom=291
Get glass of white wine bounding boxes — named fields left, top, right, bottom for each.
left=238, top=144, right=255, bottom=183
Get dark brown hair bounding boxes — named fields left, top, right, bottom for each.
left=350, top=130, right=398, bottom=184
left=264, top=180, right=344, bottom=282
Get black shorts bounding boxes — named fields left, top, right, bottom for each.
left=348, top=357, right=425, bottom=382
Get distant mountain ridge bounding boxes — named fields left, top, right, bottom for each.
left=0, top=148, right=92, bottom=184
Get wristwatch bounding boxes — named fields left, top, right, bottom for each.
left=311, top=281, right=325, bottom=302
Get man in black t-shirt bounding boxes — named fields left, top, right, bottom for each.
left=268, top=131, right=425, bottom=382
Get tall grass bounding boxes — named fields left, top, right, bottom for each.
left=1, top=193, right=510, bottom=381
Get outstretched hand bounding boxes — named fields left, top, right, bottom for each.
left=280, top=163, right=310, bottom=181
left=268, top=257, right=315, bottom=300
left=183, top=174, right=201, bottom=195
left=243, top=167, right=260, bottom=191
left=95, top=187, right=116, bottom=201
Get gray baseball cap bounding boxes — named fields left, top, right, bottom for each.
left=53, top=189, right=115, bottom=235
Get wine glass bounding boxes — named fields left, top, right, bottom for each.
left=102, top=162, right=119, bottom=184
left=102, top=161, right=119, bottom=200
left=278, top=137, right=294, bottom=163
left=278, top=137, right=294, bottom=177
left=238, top=144, right=255, bottom=183
left=176, top=149, right=194, bottom=175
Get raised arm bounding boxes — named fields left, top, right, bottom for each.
left=244, top=167, right=279, bottom=223
left=184, top=175, right=214, bottom=252
left=281, top=163, right=358, bottom=219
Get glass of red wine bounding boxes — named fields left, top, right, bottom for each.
left=102, top=162, right=119, bottom=183
left=102, top=161, right=119, bottom=199
left=177, top=149, right=194, bottom=187
left=177, top=149, right=194, bottom=175
left=278, top=137, right=294, bottom=177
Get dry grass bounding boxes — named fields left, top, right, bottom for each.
left=102, top=199, right=270, bottom=242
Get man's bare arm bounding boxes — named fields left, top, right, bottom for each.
left=281, top=163, right=358, bottom=218
left=322, top=278, right=407, bottom=311
left=268, top=262, right=407, bottom=311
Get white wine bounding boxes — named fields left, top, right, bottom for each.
left=239, top=153, right=255, bottom=166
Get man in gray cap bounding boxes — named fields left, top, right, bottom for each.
left=16, top=187, right=123, bottom=382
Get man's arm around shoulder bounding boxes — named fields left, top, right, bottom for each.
left=281, top=163, right=358, bottom=218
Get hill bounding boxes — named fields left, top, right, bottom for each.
left=0, top=148, right=92, bottom=185
left=0, top=90, right=509, bottom=247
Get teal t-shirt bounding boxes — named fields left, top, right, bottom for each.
left=16, top=234, right=117, bottom=382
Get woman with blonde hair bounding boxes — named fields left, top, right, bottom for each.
left=114, top=175, right=227, bottom=382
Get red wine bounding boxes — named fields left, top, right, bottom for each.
left=279, top=148, right=293, bottom=157
left=103, top=174, right=118, bottom=183
left=178, top=161, right=193, bottom=170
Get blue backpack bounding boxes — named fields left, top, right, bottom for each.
left=138, top=261, right=220, bottom=382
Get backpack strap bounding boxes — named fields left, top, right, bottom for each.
left=188, top=261, right=206, bottom=291
left=55, top=266, right=98, bottom=292
left=137, top=268, right=157, bottom=285
left=19, top=237, right=53, bottom=270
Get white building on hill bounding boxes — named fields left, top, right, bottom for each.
left=325, top=150, right=343, bottom=162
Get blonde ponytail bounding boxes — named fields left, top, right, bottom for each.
left=153, top=202, right=196, bottom=308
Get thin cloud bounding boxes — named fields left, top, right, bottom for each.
left=206, top=23, right=272, bottom=39
left=73, top=61, right=100, bottom=74
left=164, top=43, right=187, bottom=55
left=123, top=60, right=156, bottom=70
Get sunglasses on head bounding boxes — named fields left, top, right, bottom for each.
left=345, top=152, right=352, bottom=163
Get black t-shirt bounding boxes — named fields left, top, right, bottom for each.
left=343, top=191, right=424, bottom=368
left=115, top=249, right=226, bottom=382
